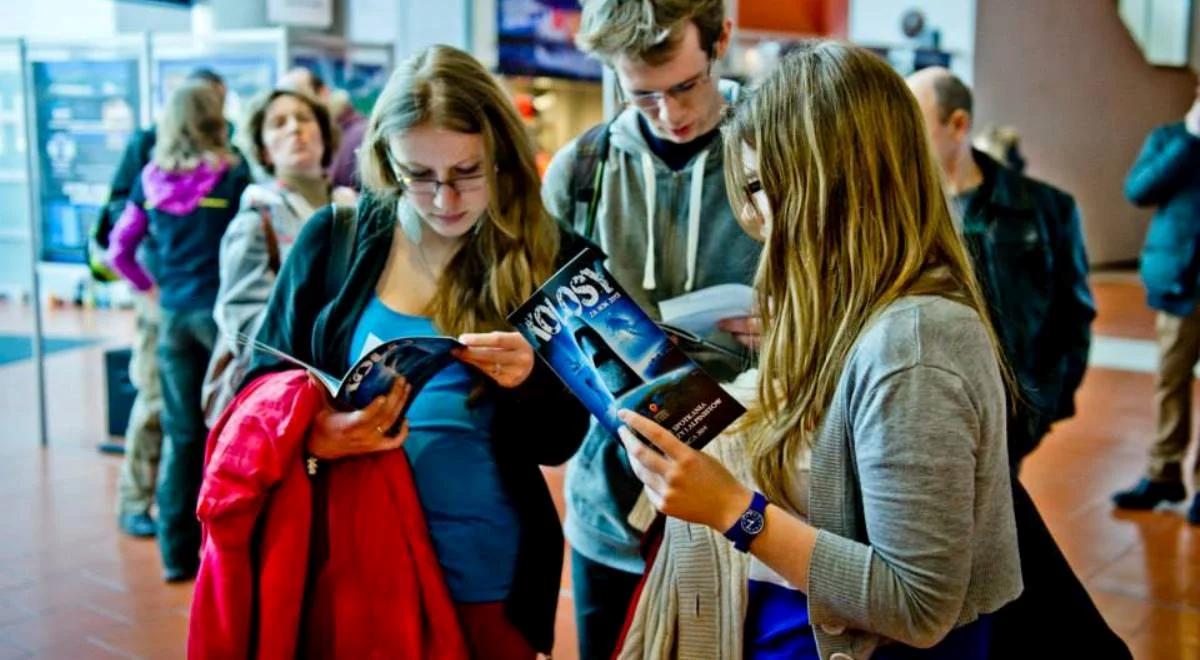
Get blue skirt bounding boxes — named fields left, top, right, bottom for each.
left=744, top=580, right=992, bottom=660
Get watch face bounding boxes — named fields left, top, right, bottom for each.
left=741, top=509, right=765, bottom=535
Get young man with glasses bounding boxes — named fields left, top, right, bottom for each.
left=541, top=2, right=761, bottom=658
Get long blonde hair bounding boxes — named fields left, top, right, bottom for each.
left=723, top=42, right=1010, bottom=508
left=154, top=81, right=235, bottom=172
left=358, top=45, right=560, bottom=336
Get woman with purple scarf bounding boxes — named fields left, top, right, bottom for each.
left=107, top=81, right=251, bottom=582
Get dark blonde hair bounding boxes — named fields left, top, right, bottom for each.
left=154, top=81, right=235, bottom=172
left=358, top=44, right=560, bottom=336
left=239, top=89, right=337, bottom=175
left=723, top=42, right=1011, bottom=508
left=576, top=0, right=726, bottom=64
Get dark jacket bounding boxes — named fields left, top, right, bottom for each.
left=108, top=159, right=251, bottom=311
left=1128, top=122, right=1200, bottom=316
left=960, top=149, right=1095, bottom=463
left=246, top=194, right=591, bottom=653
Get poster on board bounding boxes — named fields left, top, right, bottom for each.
left=497, top=0, right=601, bottom=81
left=31, top=58, right=140, bottom=264
left=156, top=55, right=278, bottom=123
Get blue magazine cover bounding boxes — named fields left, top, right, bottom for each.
left=509, top=247, right=745, bottom=448
left=249, top=335, right=463, bottom=435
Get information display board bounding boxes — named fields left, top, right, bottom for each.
left=497, top=0, right=601, bottom=81
left=30, top=57, right=140, bottom=263
left=156, top=55, right=277, bottom=124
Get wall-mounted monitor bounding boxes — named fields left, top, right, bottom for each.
left=497, top=0, right=602, bottom=81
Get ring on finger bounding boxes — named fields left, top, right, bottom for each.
left=375, top=425, right=387, bottom=435
left=492, top=362, right=502, bottom=376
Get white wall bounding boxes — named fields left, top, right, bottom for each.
left=395, top=0, right=471, bottom=61
left=115, top=1, right=192, bottom=34
left=348, top=0, right=400, bottom=44
left=0, top=0, right=117, bottom=39
left=848, top=0, right=975, bottom=82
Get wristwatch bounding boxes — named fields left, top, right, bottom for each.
left=723, top=491, right=768, bottom=553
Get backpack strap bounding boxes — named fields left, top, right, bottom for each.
left=326, top=201, right=359, bottom=301
left=258, top=208, right=281, bottom=274
left=570, top=119, right=615, bottom=240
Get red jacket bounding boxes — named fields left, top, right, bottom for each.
left=189, top=370, right=469, bottom=659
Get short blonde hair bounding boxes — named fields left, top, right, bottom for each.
left=154, top=81, right=235, bottom=172
left=576, top=0, right=726, bottom=64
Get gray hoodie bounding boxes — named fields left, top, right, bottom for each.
left=542, top=83, right=762, bottom=573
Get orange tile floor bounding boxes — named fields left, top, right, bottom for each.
left=0, top=278, right=1197, bottom=659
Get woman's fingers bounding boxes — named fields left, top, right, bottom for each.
left=618, top=425, right=672, bottom=500
left=362, top=377, right=410, bottom=436
left=618, top=410, right=690, bottom=461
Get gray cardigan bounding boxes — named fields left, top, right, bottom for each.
left=803, top=296, right=1022, bottom=659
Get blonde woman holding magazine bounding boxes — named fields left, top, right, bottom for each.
left=618, top=42, right=1022, bottom=659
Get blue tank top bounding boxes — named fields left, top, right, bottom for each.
left=350, top=297, right=520, bottom=603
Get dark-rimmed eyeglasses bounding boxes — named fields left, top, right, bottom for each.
left=616, top=61, right=715, bottom=110
left=396, top=171, right=488, bottom=196
left=743, top=179, right=763, bottom=198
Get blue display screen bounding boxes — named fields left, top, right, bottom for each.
left=497, top=0, right=601, bottom=81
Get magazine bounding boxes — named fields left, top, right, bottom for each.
left=657, top=283, right=755, bottom=336
left=246, top=334, right=463, bottom=434
left=508, top=247, right=746, bottom=449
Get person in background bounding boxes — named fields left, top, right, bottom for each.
left=93, top=68, right=227, bottom=539
left=620, top=42, right=1021, bottom=659
left=107, top=81, right=252, bottom=581
left=244, top=45, right=590, bottom=657
left=907, top=67, right=1095, bottom=468
left=974, top=124, right=1027, bottom=174
left=1114, top=81, right=1200, bottom=525
left=278, top=66, right=367, bottom=189
left=540, top=2, right=761, bottom=656
left=201, top=88, right=356, bottom=425
left=908, top=68, right=1130, bottom=659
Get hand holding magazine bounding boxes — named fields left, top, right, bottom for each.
left=508, top=248, right=745, bottom=449
left=245, top=334, right=463, bottom=435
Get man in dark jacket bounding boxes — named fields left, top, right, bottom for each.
left=909, top=68, right=1131, bottom=660
left=1113, top=83, right=1200, bottom=524
left=908, top=67, right=1096, bottom=467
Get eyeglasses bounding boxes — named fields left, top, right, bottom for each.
left=743, top=179, right=763, bottom=198
left=617, top=61, right=714, bottom=110
left=396, top=171, right=488, bottom=196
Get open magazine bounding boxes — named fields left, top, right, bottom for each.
left=508, top=247, right=746, bottom=449
left=246, top=334, right=463, bottom=434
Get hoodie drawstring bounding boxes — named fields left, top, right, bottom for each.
left=685, top=149, right=709, bottom=292
left=641, top=152, right=657, bottom=290
left=640, top=148, right=709, bottom=292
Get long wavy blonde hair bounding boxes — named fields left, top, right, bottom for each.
left=154, top=81, right=235, bottom=172
left=358, top=45, right=560, bottom=336
left=723, top=42, right=1011, bottom=508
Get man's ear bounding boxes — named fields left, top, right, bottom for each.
left=949, top=109, right=973, bottom=141
left=713, top=18, right=734, bottom=60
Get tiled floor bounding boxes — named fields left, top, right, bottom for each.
left=0, top=279, right=1198, bottom=659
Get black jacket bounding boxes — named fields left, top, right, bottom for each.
left=960, top=149, right=1095, bottom=464
left=1127, top=122, right=1200, bottom=316
left=246, top=194, right=591, bottom=652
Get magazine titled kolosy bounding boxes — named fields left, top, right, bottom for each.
left=509, top=247, right=745, bottom=449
